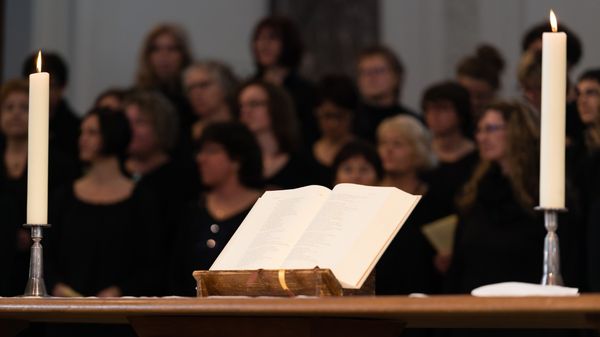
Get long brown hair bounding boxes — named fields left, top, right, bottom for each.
left=458, top=101, right=540, bottom=211
left=135, top=23, right=192, bottom=90
left=238, top=80, right=300, bottom=154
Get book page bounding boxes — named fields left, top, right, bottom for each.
left=210, top=185, right=331, bottom=270
left=333, top=187, right=421, bottom=288
left=282, top=184, right=420, bottom=288
left=421, top=214, right=458, bottom=255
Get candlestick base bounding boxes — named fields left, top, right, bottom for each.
left=534, top=207, right=566, bottom=286
left=22, top=224, right=51, bottom=297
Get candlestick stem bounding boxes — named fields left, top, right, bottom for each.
left=540, top=210, right=563, bottom=286
left=23, top=224, right=50, bottom=297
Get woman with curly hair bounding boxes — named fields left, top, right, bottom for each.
left=443, top=101, right=583, bottom=337
left=449, top=102, right=542, bottom=295
left=448, top=101, right=583, bottom=294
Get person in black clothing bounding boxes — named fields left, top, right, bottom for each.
left=0, top=79, right=79, bottom=296
left=570, top=70, right=600, bottom=292
left=0, top=192, right=18, bottom=296
left=376, top=115, right=447, bottom=295
left=444, top=101, right=583, bottom=337
left=183, top=60, right=239, bottom=142
left=311, top=74, right=359, bottom=186
left=450, top=100, right=586, bottom=291
left=124, top=90, right=197, bottom=199
left=355, top=45, right=420, bottom=143
left=238, top=80, right=314, bottom=189
left=569, top=70, right=600, bottom=200
left=169, top=122, right=263, bottom=296
left=422, top=81, right=478, bottom=204
left=251, top=15, right=319, bottom=146
left=47, top=108, right=158, bottom=298
left=0, top=82, right=24, bottom=296
left=574, top=70, right=600, bottom=153
left=584, top=151, right=600, bottom=292
left=135, top=23, right=194, bottom=158
left=44, top=108, right=155, bottom=337
left=332, top=140, right=383, bottom=187
left=449, top=102, right=542, bottom=293
left=123, top=90, right=198, bottom=294
left=456, top=44, right=505, bottom=118
left=22, top=52, right=81, bottom=159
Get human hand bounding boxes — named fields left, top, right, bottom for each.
left=97, top=286, right=122, bottom=298
left=434, top=253, right=452, bottom=274
left=52, top=283, right=82, bottom=297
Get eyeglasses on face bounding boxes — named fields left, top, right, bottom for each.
left=186, top=80, right=215, bottom=93
left=476, top=123, right=506, bottom=135
left=240, top=100, right=268, bottom=109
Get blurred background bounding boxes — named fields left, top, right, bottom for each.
left=2, top=0, right=599, bottom=114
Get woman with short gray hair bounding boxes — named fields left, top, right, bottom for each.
left=183, top=61, right=239, bottom=141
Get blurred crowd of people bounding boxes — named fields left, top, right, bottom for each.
left=0, top=16, right=598, bottom=315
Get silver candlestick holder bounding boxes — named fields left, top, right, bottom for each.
left=22, top=223, right=50, bottom=297
left=535, top=207, right=566, bottom=286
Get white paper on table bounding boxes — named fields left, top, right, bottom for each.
left=471, top=282, right=579, bottom=297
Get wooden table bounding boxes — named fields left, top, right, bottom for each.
left=0, top=295, right=599, bottom=337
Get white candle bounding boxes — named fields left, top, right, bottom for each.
left=27, top=51, right=50, bottom=224
left=539, top=10, right=566, bottom=209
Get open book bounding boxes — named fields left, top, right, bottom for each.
left=210, top=184, right=421, bottom=289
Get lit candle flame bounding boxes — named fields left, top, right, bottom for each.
left=550, top=10, right=558, bottom=32
left=36, top=50, right=42, bottom=73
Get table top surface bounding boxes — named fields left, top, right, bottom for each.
left=0, top=294, right=599, bottom=328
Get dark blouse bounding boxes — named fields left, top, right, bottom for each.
left=169, top=200, right=251, bottom=296
left=375, top=185, right=453, bottom=295
left=423, top=150, right=479, bottom=203
left=0, top=192, right=19, bottom=296
left=264, top=153, right=318, bottom=190
left=440, top=165, right=581, bottom=337
left=283, top=72, right=319, bottom=147
left=354, top=102, right=422, bottom=143
left=50, top=99, right=81, bottom=160
left=569, top=145, right=600, bottom=291
left=47, top=184, right=158, bottom=296
left=445, top=164, right=546, bottom=294
left=132, top=159, right=200, bottom=294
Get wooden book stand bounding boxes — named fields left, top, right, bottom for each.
left=193, top=268, right=375, bottom=297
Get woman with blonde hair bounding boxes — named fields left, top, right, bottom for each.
left=375, top=115, right=452, bottom=296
